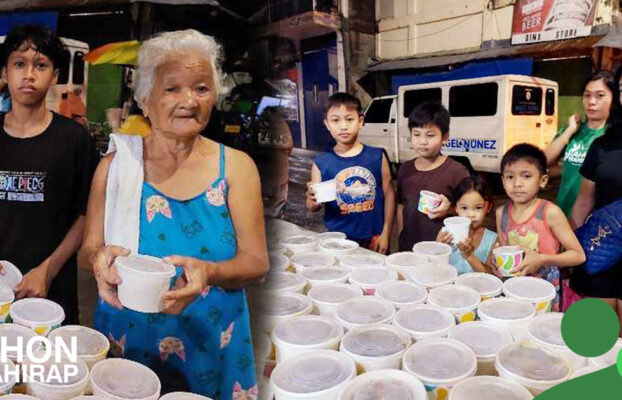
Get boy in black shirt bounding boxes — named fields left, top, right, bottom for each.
left=0, top=25, right=97, bottom=324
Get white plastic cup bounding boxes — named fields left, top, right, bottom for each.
left=338, top=369, right=428, bottom=400
left=527, top=313, right=586, bottom=372
left=0, top=260, right=24, bottom=290
left=347, top=267, right=398, bottom=295
left=253, top=272, right=307, bottom=295
left=393, top=304, right=456, bottom=341
left=302, top=267, right=349, bottom=291
left=270, top=350, right=356, bottom=400
left=335, top=296, right=395, bottom=332
left=114, top=255, right=176, bottom=313
left=443, top=217, right=471, bottom=244
left=10, top=298, right=65, bottom=336
left=317, top=232, right=347, bottom=241
left=25, top=354, right=90, bottom=399
left=251, top=293, right=313, bottom=334
left=0, top=286, right=15, bottom=323
left=318, top=239, right=359, bottom=257
left=428, top=285, right=481, bottom=324
left=90, top=358, right=161, bottom=400
left=477, top=298, right=536, bottom=341
left=280, top=236, right=319, bottom=255
left=272, top=315, right=343, bottom=364
left=385, top=252, right=424, bottom=280
left=495, top=342, right=571, bottom=396
left=270, top=254, right=292, bottom=273
left=48, top=325, right=111, bottom=370
left=375, top=281, right=428, bottom=309
left=448, top=322, right=513, bottom=376
left=418, top=190, right=442, bottom=214
left=339, top=324, right=411, bottom=373
left=448, top=376, right=534, bottom=400
left=454, top=273, right=503, bottom=301
left=405, top=263, right=457, bottom=289
left=412, top=242, right=453, bottom=264
left=402, top=338, right=477, bottom=400
left=503, top=277, right=557, bottom=315
left=291, top=252, right=336, bottom=274
left=339, top=253, right=386, bottom=271
left=159, top=393, right=214, bottom=400
left=588, top=338, right=622, bottom=368
left=311, top=180, right=337, bottom=203
left=492, top=246, right=524, bottom=277
left=307, top=284, right=364, bottom=319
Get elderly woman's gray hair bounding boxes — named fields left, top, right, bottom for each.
left=134, top=29, right=222, bottom=109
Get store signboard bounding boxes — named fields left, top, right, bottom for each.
left=511, top=0, right=599, bottom=45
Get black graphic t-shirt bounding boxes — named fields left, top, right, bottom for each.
left=0, top=112, right=98, bottom=323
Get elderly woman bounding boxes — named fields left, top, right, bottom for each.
left=79, top=30, right=268, bottom=398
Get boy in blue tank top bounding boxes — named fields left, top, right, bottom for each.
left=306, top=93, right=395, bottom=254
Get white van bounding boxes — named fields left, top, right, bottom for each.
left=359, top=75, right=558, bottom=173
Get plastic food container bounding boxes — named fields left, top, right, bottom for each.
left=307, top=284, right=364, bottom=318
left=10, top=298, right=65, bottom=336
left=412, top=242, right=453, bottom=264
left=338, top=369, right=428, bottom=400
left=255, top=272, right=307, bottom=294
left=448, top=322, right=512, bottom=376
left=527, top=313, right=586, bottom=372
left=270, top=350, right=356, bottom=400
left=402, top=338, right=477, bottom=400
left=270, top=254, right=292, bottom=272
left=405, top=263, right=457, bottom=289
left=393, top=304, right=456, bottom=341
left=339, top=254, right=386, bottom=271
left=454, top=273, right=503, bottom=300
left=90, top=359, right=161, bottom=400
left=348, top=267, right=398, bottom=295
left=495, top=342, right=571, bottom=396
left=0, top=359, right=16, bottom=394
left=0, top=286, right=15, bottom=323
left=492, top=246, right=524, bottom=277
left=48, top=325, right=110, bottom=370
left=252, top=293, right=313, bottom=333
left=0, top=260, right=23, bottom=290
left=428, top=285, right=481, bottom=324
left=253, top=331, right=273, bottom=379
left=159, top=393, right=213, bottom=400
left=339, top=324, right=411, bottom=373
left=290, top=252, right=336, bottom=274
left=318, top=239, right=359, bottom=257
left=418, top=190, right=442, bottom=214
left=503, top=277, right=557, bottom=314
left=114, top=255, right=176, bottom=313
left=0, top=324, right=40, bottom=361
left=280, top=236, right=319, bottom=255
left=385, top=252, right=423, bottom=279
left=375, top=281, right=427, bottom=309
left=24, top=354, right=90, bottom=399
left=311, top=180, right=337, bottom=203
left=0, top=395, right=41, bottom=399
left=268, top=242, right=288, bottom=257
left=302, top=267, right=349, bottom=291
left=477, top=298, right=536, bottom=341
left=317, top=232, right=347, bottom=241
left=272, top=316, right=343, bottom=364
left=443, top=217, right=471, bottom=244
left=588, top=338, right=622, bottom=368
left=335, top=297, right=395, bottom=332
left=570, top=365, right=601, bottom=379
left=448, top=376, right=534, bottom=400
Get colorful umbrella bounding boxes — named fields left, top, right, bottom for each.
left=84, top=40, right=140, bottom=66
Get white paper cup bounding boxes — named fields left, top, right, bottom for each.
left=339, top=324, right=411, bottom=373
left=454, top=273, right=503, bottom=301
left=272, top=315, right=343, bottom=364
left=448, top=376, right=534, bottom=400
left=318, top=239, right=359, bottom=257
left=448, top=322, right=512, bottom=376
left=393, top=304, right=456, bottom=341
left=375, top=281, right=428, bottom=309
left=477, top=298, right=536, bottom=341
left=270, top=254, right=292, bottom=273
left=428, top=285, right=481, bottom=324
left=115, top=255, right=176, bottom=313
left=159, top=393, right=213, bottom=400
left=405, top=263, right=457, bottom=289
left=307, top=284, right=364, bottom=318
left=280, top=236, right=319, bottom=255
left=335, top=297, right=395, bottom=332
left=418, top=190, right=442, bottom=214
left=0, top=286, right=15, bottom=323
left=413, top=242, right=453, bottom=264
left=48, top=325, right=110, bottom=370
left=348, top=267, right=398, bottom=295
left=385, top=252, right=424, bottom=280
left=527, top=313, right=586, bottom=372
left=0, top=260, right=24, bottom=290
left=338, top=369, right=428, bottom=400
left=503, top=277, right=557, bottom=315
left=90, top=358, right=161, bottom=400
left=492, top=246, right=524, bottom=277
left=443, top=217, right=471, bottom=244
left=495, top=342, right=571, bottom=396
left=588, top=338, right=622, bottom=368
left=302, top=267, right=349, bottom=291
left=291, top=252, right=336, bottom=274
left=402, top=338, right=477, bottom=400
left=317, top=232, right=347, bottom=241
left=270, top=350, right=356, bottom=400
left=10, top=298, right=65, bottom=336
left=253, top=272, right=307, bottom=295
left=25, top=354, right=90, bottom=399
left=252, top=293, right=314, bottom=334
left=339, top=253, right=386, bottom=271
left=311, top=180, right=337, bottom=203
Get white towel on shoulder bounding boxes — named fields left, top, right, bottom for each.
left=104, top=133, right=144, bottom=253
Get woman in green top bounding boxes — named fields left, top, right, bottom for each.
left=545, top=70, right=615, bottom=217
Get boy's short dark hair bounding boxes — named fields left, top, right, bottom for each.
left=501, top=143, right=547, bottom=176
left=2, top=25, right=65, bottom=69
left=408, top=102, right=450, bottom=135
left=325, top=92, right=362, bottom=115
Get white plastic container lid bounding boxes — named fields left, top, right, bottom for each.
left=496, top=342, right=570, bottom=382
left=273, top=316, right=343, bottom=346
left=159, top=393, right=213, bottom=400
left=0, top=260, right=23, bottom=290
left=48, top=325, right=110, bottom=358
left=589, top=338, right=622, bottom=368
left=0, top=286, right=14, bottom=303
left=336, top=297, right=395, bottom=327
left=448, top=376, right=534, bottom=400
left=114, top=255, right=176, bottom=278
left=348, top=267, right=397, bottom=287
left=403, top=338, right=477, bottom=384
left=318, top=238, right=359, bottom=253
left=385, top=252, right=421, bottom=268
left=258, top=272, right=307, bottom=293
left=339, top=369, right=428, bottom=400
left=280, top=235, right=318, bottom=247
left=269, top=254, right=291, bottom=272
left=302, top=267, right=349, bottom=283
left=528, top=312, right=566, bottom=348
left=10, top=298, right=65, bottom=325
left=341, top=324, right=411, bottom=357
left=271, top=350, right=356, bottom=395
left=0, top=395, right=40, bottom=399
left=0, top=323, right=40, bottom=359
left=318, top=232, right=347, bottom=241
left=393, top=304, right=456, bottom=338
left=503, top=277, right=556, bottom=303
left=24, top=353, right=89, bottom=386
left=454, top=273, right=503, bottom=298
left=478, top=298, right=536, bottom=321
left=406, top=263, right=457, bottom=288
left=291, top=252, right=336, bottom=270
left=570, top=365, right=601, bottom=379
left=375, top=281, right=427, bottom=307
left=254, top=293, right=313, bottom=317
left=448, top=322, right=512, bottom=359
left=90, top=358, right=161, bottom=398
left=412, top=242, right=452, bottom=257
left=308, top=284, right=363, bottom=304
left=427, top=285, right=481, bottom=314
left=339, top=253, right=386, bottom=270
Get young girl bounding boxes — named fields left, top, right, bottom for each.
left=437, top=176, right=497, bottom=274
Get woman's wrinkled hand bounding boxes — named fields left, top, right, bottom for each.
left=162, top=256, right=217, bottom=315
left=92, top=246, right=130, bottom=309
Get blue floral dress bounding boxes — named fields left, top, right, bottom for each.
left=95, top=144, right=258, bottom=399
